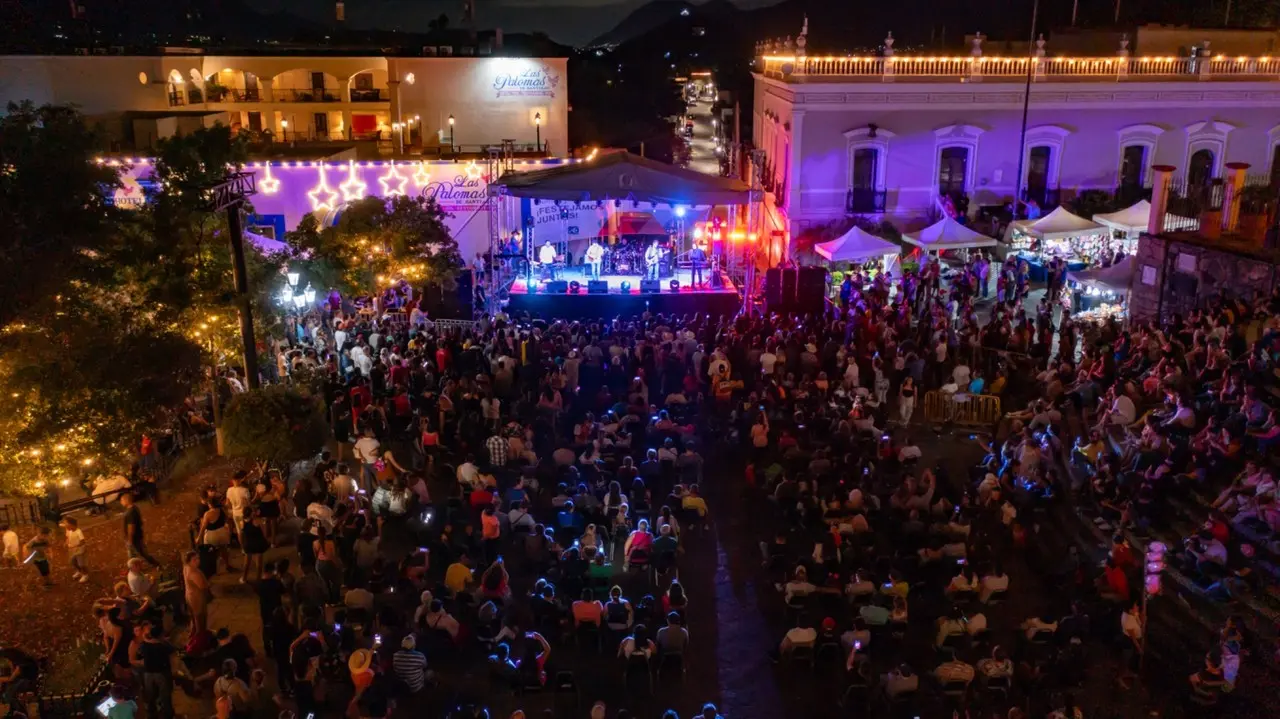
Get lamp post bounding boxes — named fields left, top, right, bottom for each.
left=448, top=114, right=455, bottom=153
left=534, top=112, right=542, bottom=153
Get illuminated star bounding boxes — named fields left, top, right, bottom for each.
left=378, top=161, right=409, bottom=197
left=412, top=161, right=431, bottom=188
left=307, top=165, right=338, bottom=211
left=463, top=161, right=483, bottom=181
left=258, top=163, right=280, bottom=195
left=340, top=160, right=367, bottom=202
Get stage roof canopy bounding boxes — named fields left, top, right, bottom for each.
left=903, top=216, right=998, bottom=251
left=815, top=225, right=900, bottom=263
left=489, top=151, right=752, bottom=206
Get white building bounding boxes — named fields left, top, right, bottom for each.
left=0, top=52, right=568, bottom=156
left=752, top=38, right=1280, bottom=240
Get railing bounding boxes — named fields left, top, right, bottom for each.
left=758, top=54, right=1280, bottom=82
left=350, top=88, right=389, bottom=102
left=922, top=390, right=1003, bottom=427
left=846, top=187, right=887, bottom=214
left=167, top=90, right=185, bottom=107
left=272, top=88, right=342, bottom=103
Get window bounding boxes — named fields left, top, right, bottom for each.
left=354, top=73, right=373, bottom=90
left=1026, top=146, right=1051, bottom=197
left=1119, top=145, right=1147, bottom=187
left=314, top=113, right=328, bottom=139
left=851, top=148, right=877, bottom=190
left=1271, top=144, right=1280, bottom=188
left=938, top=147, right=969, bottom=196
left=311, top=72, right=326, bottom=91
left=1188, top=149, right=1215, bottom=187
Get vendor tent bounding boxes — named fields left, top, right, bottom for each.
left=1093, top=200, right=1151, bottom=235
left=814, top=225, right=900, bottom=263
left=489, top=150, right=751, bottom=206
left=1022, top=206, right=1106, bottom=240
left=902, top=216, right=998, bottom=251
left=1066, top=255, right=1134, bottom=291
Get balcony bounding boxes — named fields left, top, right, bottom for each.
left=350, top=88, right=389, bottom=102
left=757, top=53, right=1280, bottom=83
left=206, top=87, right=262, bottom=103
left=846, top=187, right=887, bottom=214
left=272, top=88, right=342, bottom=103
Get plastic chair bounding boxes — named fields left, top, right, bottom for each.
left=576, top=621, right=603, bottom=652
left=789, top=644, right=816, bottom=670
left=553, top=670, right=580, bottom=712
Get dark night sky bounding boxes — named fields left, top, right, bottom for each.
left=251, top=0, right=780, bottom=46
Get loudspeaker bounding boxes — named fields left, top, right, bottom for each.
left=640, top=279, right=662, bottom=294
left=764, top=268, right=783, bottom=307
left=797, top=266, right=827, bottom=311
left=780, top=267, right=798, bottom=305
left=545, top=280, right=569, bottom=294
left=588, top=280, right=609, bottom=294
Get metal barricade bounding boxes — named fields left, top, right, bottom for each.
left=923, top=391, right=1002, bottom=427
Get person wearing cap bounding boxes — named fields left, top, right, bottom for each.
left=392, top=634, right=428, bottom=694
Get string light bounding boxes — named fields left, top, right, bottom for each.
left=259, top=163, right=280, bottom=195
left=340, top=159, right=367, bottom=202
left=412, top=161, right=432, bottom=188
left=378, top=160, right=408, bottom=197
left=307, top=164, right=338, bottom=212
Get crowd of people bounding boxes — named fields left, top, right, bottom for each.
left=13, top=254, right=1280, bottom=719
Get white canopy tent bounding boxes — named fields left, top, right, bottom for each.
left=1018, top=206, right=1107, bottom=240
left=1066, top=255, right=1134, bottom=292
left=902, top=216, right=998, bottom=251
left=1093, top=200, right=1151, bottom=236
left=814, top=225, right=901, bottom=263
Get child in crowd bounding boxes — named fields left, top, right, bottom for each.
left=62, top=516, right=88, bottom=583
left=1, top=522, right=19, bottom=567
left=23, top=525, right=53, bottom=586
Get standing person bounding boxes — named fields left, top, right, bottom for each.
left=645, top=239, right=662, bottom=280
left=898, top=376, right=917, bottom=425
left=23, top=525, right=53, bottom=587
left=137, top=625, right=176, bottom=719
left=352, top=428, right=381, bottom=493
left=183, top=551, right=211, bottom=635
left=1117, top=600, right=1144, bottom=689
left=690, top=241, right=707, bottom=288
left=121, top=492, right=160, bottom=568
left=61, top=516, right=89, bottom=583
left=225, top=471, right=252, bottom=548
left=1, top=522, right=19, bottom=567
left=585, top=240, right=605, bottom=281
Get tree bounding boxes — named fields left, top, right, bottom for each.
left=221, top=386, right=328, bottom=468
left=0, top=104, right=206, bottom=494
left=286, top=194, right=463, bottom=297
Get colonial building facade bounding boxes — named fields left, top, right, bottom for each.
left=752, top=40, right=1280, bottom=238
left=0, top=52, right=568, bottom=155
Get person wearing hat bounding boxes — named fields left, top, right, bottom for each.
left=348, top=647, right=376, bottom=694
left=393, top=634, right=428, bottom=694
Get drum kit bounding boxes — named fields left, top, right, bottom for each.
left=604, top=242, right=672, bottom=277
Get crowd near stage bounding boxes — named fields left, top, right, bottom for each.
left=506, top=268, right=741, bottom=317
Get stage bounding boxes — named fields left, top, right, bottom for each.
left=505, top=268, right=741, bottom=319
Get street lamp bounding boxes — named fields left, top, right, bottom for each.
left=534, top=112, right=542, bottom=152
left=286, top=270, right=300, bottom=288
left=448, top=114, right=455, bottom=152
left=303, top=283, right=316, bottom=305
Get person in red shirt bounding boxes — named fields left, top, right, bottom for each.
left=349, top=380, right=371, bottom=413
left=470, top=486, right=496, bottom=512
left=435, top=345, right=450, bottom=373
left=1098, top=556, right=1130, bottom=602
left=1110, top=535, right=1137, bottom=570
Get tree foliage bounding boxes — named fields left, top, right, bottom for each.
left=286, top=194, right=463, bottom=297
left=221, top=386, right=328, bottom=466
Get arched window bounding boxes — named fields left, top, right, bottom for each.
left=932, top=124, right=983, bottom=201
left=1183, top=121, right=1233, bottom=186
left=1188, top=149, right=1215, bottom=187
left=938, top=147, right=969, bottom=196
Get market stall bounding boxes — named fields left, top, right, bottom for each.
left=815, top=225, right=901, bottom=299
left=1066, top=255, right=1133, bottom=321
left=1003, top=207, right=1108, bottom=281
left=903, top=216, right=999, bottom=254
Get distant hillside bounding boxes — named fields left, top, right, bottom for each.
left=590, top=0, right=697, bottom=47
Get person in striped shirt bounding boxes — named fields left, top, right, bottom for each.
left=392, top=635, right=428, bottom=694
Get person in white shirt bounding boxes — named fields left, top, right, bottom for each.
left=334, top=327, right=348, bottom=352
left=456, top=455, right=481, bottom=489
left=538, top=240, right=557, bottom=270
left=776, top=614, right=817, bottom=657
left=225, top=472, right=253, bottom=542
left=585, top=240, right=605, bottom=280
left=1021, top=613, right=1059, bottom=641
left=898, top=437, right=922, bottom=462
left=979, top=564, right=1009, bottom=602
left=761, top=349, right=778, bottom=376
left=352, top=429, right=381, bottom=491
left=952, top=362, right=971, bottom=389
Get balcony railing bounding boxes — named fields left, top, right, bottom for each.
left=758, top=54, right=1280, bottom=82
left=272, top=89, right=342, bottom=103
left=846, top=187, right=887, bottom=214
left=350, top=88, right=389, bottom=102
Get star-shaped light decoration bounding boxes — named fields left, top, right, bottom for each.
left=463, top=160, right=483, bottom=181
left=258, top=163, right=280, bottom=195
left=412, top=161, right=431, bottom=188
left=340, top=159, right=367, bottom=202
left=307, top=164, right=338, bottom=212
left=378, top=160, right=408, bottom=197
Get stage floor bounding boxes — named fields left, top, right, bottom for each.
left=505, top=269, right=741, bottom=319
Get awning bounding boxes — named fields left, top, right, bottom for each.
left=1067, top=255, right=1134, bottom=292
left=1093, top=200, right=1151, bottom=235
left=1019, top=206, right=1107, bottom=241
left=902, top=216, right=998, bottom=251
left=815, top=225, right=900, bottom=263
left=490, top=150, right=751, bottom=205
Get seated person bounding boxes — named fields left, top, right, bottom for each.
left=935, top=607, right=967, bottom=647
left=979, top=563, right=1009, bottom=602
left=656, top=612, right=689, bottom=654
left=604, top=586, right=634, bottom=632
left=934, top=657, right=976, bottom=685
left=1021, top=612, right=1058, bottom=641
left=976, top=646, right=1014, bottom=681
left=771, top=613, right=817, bottom=661
left=617, top=624, right=656, bottom=659
left=572, top=589, right=605, bottom=627
left=881, top=663, right=919, bottom=698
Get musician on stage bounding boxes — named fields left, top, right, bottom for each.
left=539, top=240, right=557, bottom=279
left=584, top=240, right=605, bottom=280
left=689, top=241, right=707, bottom=288
left=644, top=239, right=661, bottom=281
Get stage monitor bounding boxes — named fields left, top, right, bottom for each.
left=640, top=279, right=661, bottom=294
left=588, top=280, right=609, bottom=294
left=545, top=280, right=569, bottom=294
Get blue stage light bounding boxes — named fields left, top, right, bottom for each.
left=675, top=205, right=686, bottom=218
